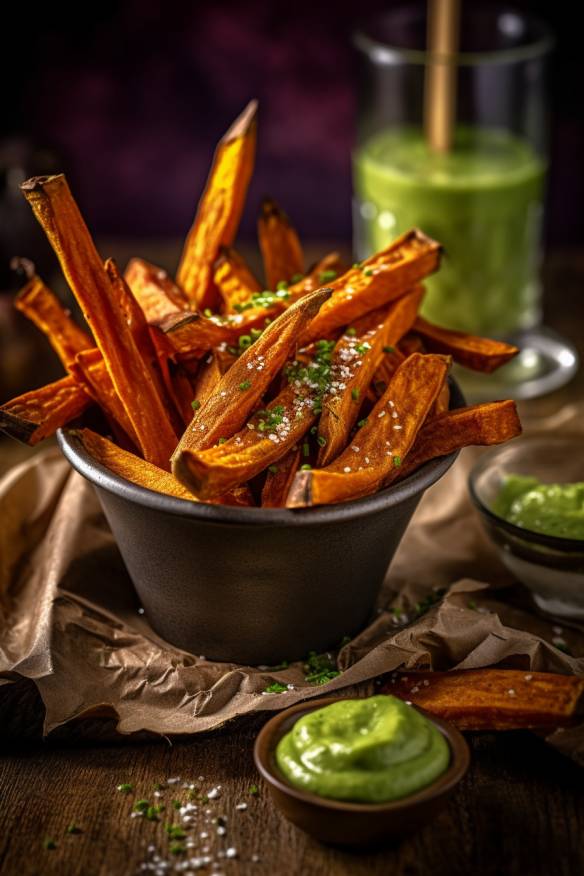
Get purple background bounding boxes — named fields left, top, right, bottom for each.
left=1, top=0, right=582, bottom=246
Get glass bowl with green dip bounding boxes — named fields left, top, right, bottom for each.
left=254, top=695, right=469, bottom=846
left=469, top=435, right=584, bottom=619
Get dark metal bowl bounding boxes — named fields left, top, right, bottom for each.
left=253, top=696, right=470, bottom=846
left=56, top=381, right=463, bottom=665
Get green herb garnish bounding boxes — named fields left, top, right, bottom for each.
left=276, top=280, right=289, bottom=291
left=191, top=399, right=201, bottom=411
left=290, top=273, right=303, bottom=283
left=393, top=455, right=402, bottom=467
left=165, top=824, right=186, bottom=839
left=43, top=838, right=57, bottom=850
left=249, top=784, right=260, bottom=796
left=303, top=650, right=341, bottom=685
left=351, top=388, right=360, bottom=401
left=268, top=465, right=279, bottom=474
left=117, top=783, right=133, bottom=793
left=264, top=682, right=288, bottom=694
left=134, top=799, right=149, bottom=813
left=170, top=844, right=186, bottom=856
left=345, top=327, right=357, bottom=337
left=217, top=437, right=227, bottom=445
left=318, top=269, right=338, bottom=283
left=317, top=435, right=327, bottom=447
left=357, top=418, right=368, bottom=428
left=66, top=824, right=82, bottom=835
left=300, top=464, right=312, bottom=471
left=383, top=345, right=395, bottom=354
left=239, top=380, right=251, bottom=391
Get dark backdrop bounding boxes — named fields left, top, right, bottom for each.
left=1, top=0, right=582, bottom=249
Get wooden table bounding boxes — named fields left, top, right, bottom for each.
left=1, top=249, right=583, bottom=876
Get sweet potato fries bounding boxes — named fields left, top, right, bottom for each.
left=1, top=102, right=522, bottom=507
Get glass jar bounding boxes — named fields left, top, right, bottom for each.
left=353, top=4, right=553, bottom=340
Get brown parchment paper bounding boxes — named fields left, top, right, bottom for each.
left=1, top=402, right=583, bottom=761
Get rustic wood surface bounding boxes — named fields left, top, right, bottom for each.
left=1, top=248, right=583, bottom=875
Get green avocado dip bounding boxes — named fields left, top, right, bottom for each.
left=353, top=126, right=545, bottom=336
left=275, top=695, right=450, bottom=804
left=493, top=474, right=584, bottom=540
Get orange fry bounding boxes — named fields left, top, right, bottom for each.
left=261, top=446, right=301, bottom=507
left=21, top=174, right=178, bottom=468
left=387, top=670, right=584, bottom=731
left=258, top=198, right=304, bottom=290
left=14, top=274, right=92, bottom=369
left=414, top=316, right=519, bottom=373
left=157, top=311, right=235, bottom=360
left=70, top=349, right=139, bottom=446
left=0, top=376, right=90, bottom=445
left=287, top=353, right=449, bottom=507
left=177, top=100, right=257, bottom=310
left=76, top=428, right=253, bottom=506
left=172, top=286, right=332, bottom=488
left=386, top=399, right=522, bottom=485
left=214, top=246, right=262, bottom=313
left=124, top=258, right=188, bottom=322
left=317, top=287, right=424, bottom=466
left=301, top=229, right=441, bottom=345
left=174, top=383, right=318, bottom=500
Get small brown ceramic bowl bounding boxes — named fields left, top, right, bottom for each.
left=253, top=696, right=470, bottom=846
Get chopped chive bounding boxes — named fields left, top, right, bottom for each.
left=250, top=328, right=263, bottom=340
left=203, top=308, right=213, bottom=317
left=352, top=262, right=362, bottom=269
left=318, top=269, right=338, bottom=283
left=43, top=838, right=57, bottom=850
left=364, top=268, right=374, bottom=277
left=227, top=345, right=239, bottom=355
left=238, top=334, right=252, bottom=349
left=467, top=600, right=478, bottom=610
left=351, top=388, right=360, bottom=401
left=153, top=782, right=165, bottom=791
left=264, top=682, right=287, bottom=693
left=276, top=280, right=289, bottom=291
left=249, top=784, right=259, bottom=796
left=165, top=824, right=186, bottom=839
left=191, top=400, right=201, bottom=411
left=117, top=782, right=133, bottom=793
left=134, top=799, right=149, bottom=812
left=217, top=437, right=227, bottom=445
left=170, top=844, right=186, bottom=856
left=172, top=800, right=181, bottom=810
left=302, top=442, right=310, bottom=458
left=300, top=464, right=312, bottom=471
left=393, top=455, right=402, bottom=467
left=317, top=435, right=327, bottom=447
left=268, top=465, right=279, bottom=474
left=345, top=327, right=356, bottom=337
left=357, top=418, right=368, bottom=428
left=66, top=824, right=82, bottom=835
left=383, top=345, right=395, bottom=354
left=239, top=380, right=251, bottom=391
left=291, top=273, right=303, bottom=283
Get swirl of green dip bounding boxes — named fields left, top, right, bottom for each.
left=493, top=475, right=584, bottom=541
left=275, top=695, right=450, bottom=804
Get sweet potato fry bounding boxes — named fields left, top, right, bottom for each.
left=21, top=174, right=178, bottom=468
left=432, top=381, right=450, bottom=417
left=177, top=101, right=257, bottom=310
left=14, top=274, right=92, bottom=368
left=371, top=348, right=406, bottom=399
left=386, top=669, right=584, bottom=731
left=414, top=316, right=519, bottom=373
left=124, top=257, right=188, bottom=322
left=301, top=229, right=441, bottom=345
left=214, top=246, right=262, bottom=313
left=258, top=198, right=304, bottom=290
left=157, top=311, right=235, bottom=360
left=317, top=287, right=424, bottom=466
left=70, top=349, right=139, bottom=446
left=77, top=428, right=253, bottom=506
left=0, top=376, right=90, bottom=445
left=174, top=382, right=319, bottom=500
left=385, top=400, right=522, bottom=485
left=399, top=332, right=426, bottom=357
left=286, top=353, right=449, bottom=507
left=172, top=286, right=332, bottom=488
left=261, top=446, right=302, bottom=507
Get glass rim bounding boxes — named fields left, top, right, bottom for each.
left=354, top=8, right=555, bottom=67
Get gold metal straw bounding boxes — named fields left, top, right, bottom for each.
left=424, top=0, right=461, bottom=152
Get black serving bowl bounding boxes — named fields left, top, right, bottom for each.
left=254, top=696, right=470, bottom=846
left=57, top=381, right=463, bottom=665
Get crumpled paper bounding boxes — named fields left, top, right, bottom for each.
left=0, top=403, right=583, bottom=759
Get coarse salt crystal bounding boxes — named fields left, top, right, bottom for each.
left=378, top=411, right=386, bottom=418
left=343, top=466, right=352, bottom=473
